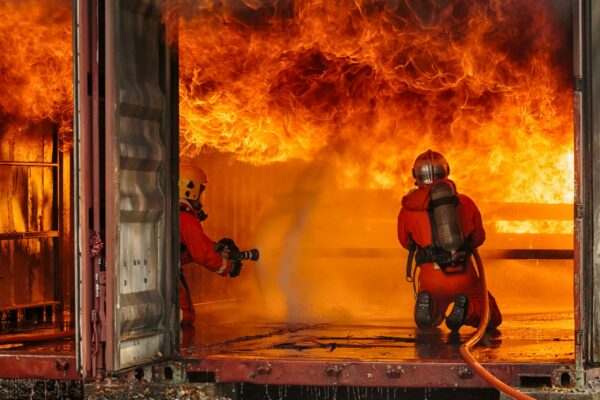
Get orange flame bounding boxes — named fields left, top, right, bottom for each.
left=172, top=0, right=573, bottom=208
left=0, top=0, right=73, bottom=150
left=171, top=1, right=574, bottom=322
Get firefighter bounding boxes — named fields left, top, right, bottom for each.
left=179, top=163, right=243, bottom=325
left=397, top=150, right=502, bottom=332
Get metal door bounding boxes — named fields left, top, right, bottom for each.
left=575, top=0, right=600, bottom=380
left=75, top=0, right=178, bottom=376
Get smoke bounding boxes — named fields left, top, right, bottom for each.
left=485, top=259, right=573, bottom=315
left=195, top=152, right=573, bottom=326
left=251, top=161, right=414, bottom=323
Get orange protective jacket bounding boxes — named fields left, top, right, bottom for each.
left=397, top=180, right=485, bottom=251
left=180, top=210, right=231, bottom=276
left=397, top=179, right=502, bottom=328
left=179, top=206, right=232, bottom=325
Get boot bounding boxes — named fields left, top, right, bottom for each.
left=446, top=294, right=468, bottom=332
left=414, top=291, right=434, bottom=329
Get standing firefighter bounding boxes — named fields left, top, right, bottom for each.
left=178, top=164, right=243, bottom=325
left=397, top=150, right=502, bottom=332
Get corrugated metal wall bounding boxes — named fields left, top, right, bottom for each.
left=101, top=0, right=176, bottom=371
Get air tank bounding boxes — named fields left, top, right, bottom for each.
left=430, top=181, right=464, bottom=253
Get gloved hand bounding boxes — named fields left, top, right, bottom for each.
left=215, top=238, right=237, bottom=253
left=229, top=260, right=243, bottom=278
left=215, top=238, right=239, bottom=253
left=215, top=238, right=240, bottom=260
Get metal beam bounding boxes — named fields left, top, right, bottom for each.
left=190, top=358, right=571, bottom=389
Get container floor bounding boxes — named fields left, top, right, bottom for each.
left=0, top=311, right=574, bottom=384
left=180, top=310, right=574, bottom=388
left=181, top=312, right=574, bottom=363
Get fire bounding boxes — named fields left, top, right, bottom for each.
left=170, top=1, right=574, bottom=322
left=495, top=220, right=573, bottom=235
left=173, top=0, right=573, bottom=210
left=0, top=0, right=73, bottom=150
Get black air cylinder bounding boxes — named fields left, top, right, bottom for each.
left=430, top=181, right=464, bottom=253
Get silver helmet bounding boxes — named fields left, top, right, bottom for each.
left=412, top=150, right=450, bottom=187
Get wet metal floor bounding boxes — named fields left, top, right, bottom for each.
left=180, top=311, right=574, bottom=387
left=0, top=311, right=574, bottom=384
left=181, top=312, right=574, bottom=364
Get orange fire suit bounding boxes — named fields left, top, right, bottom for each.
left=397, top=180, right=502, bottom=329
left=179, top=206, right=232, bottom=325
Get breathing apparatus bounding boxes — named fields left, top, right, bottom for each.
left=407, top=150, right=535, bottom=400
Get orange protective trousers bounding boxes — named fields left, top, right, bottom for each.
left=417, top=262, right=502, bottom=328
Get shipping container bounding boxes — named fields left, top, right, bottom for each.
left=0, top=0, right=599, bottom=397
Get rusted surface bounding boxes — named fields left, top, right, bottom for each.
left=0, top=339, right=78, bottom=380
left=0, top=318, right=78, bottom=379
left=182, top=312, right=574, bottom=387
left=192, top=358, right=564, bottom=388
left=582, top=0, right=600, bottom=368
left=0, top=355, right=79, bottom=380
left=75, top=0, right=98, bottom=380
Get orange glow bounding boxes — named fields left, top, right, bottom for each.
left=0, top=0, right=73, bottom=150
left=495, top=220, right=573, bottom=235
left=171, top=0, right=574, bottom=323
left=173, top=0, right=573, bottom=208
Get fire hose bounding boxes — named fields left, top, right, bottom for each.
left=460, top=249, right=535, bottom=400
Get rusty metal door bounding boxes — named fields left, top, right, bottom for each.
left=75, top=0, right=178, bottom=376
left=575, top=0, right=600, bottom=378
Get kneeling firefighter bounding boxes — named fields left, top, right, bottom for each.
left=179, top=164, right=258, bottom=325
left=397, top=150, right=502, bottom=331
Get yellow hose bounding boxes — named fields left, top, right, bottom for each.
left=458, top=249, right=535, bottom=400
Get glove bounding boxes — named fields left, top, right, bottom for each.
left=215, top=238, right=240, bottom=260
left=229, top=260, right=243, bottom=278
left=215, top=238, right=237, bottom=253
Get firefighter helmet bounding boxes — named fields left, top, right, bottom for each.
left=179, top=164, right=208, bottom=201
left=412, top=150, right=450, bottom=187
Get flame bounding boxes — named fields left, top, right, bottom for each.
left=0, top=0, right=73, bottom=150
left=173, top=0, right=573, bottom=210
